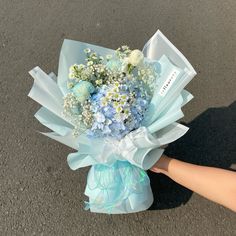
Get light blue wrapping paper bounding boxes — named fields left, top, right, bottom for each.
left=28, top=30, right=197, bottom=214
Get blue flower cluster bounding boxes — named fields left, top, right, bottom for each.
left=87, top=80, right=150, bottom=139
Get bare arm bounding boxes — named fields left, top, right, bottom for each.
left=150, top=155, right=236, bottom=212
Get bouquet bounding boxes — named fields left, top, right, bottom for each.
left=28, top=30, right=196, bottom=214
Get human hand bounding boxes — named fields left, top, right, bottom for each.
left=150, top=153, right=236, bottom=212
left=150, top=154, right=171, bottom=174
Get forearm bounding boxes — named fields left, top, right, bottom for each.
left=153, top=155, right=236, bottom=212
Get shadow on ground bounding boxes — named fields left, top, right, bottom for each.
left=148, top=101, right=236, bottom=210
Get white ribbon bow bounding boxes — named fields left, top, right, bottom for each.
left=113, top=127, right=165, bottom=169
left=67, top=123, right=188, bottom=170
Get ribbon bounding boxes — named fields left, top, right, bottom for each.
left=67, top=126, right=165, bottom=170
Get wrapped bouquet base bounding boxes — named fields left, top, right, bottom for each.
left=28, top=30, right=196, bottom=214
left=85, top=161, right=154, bottom=214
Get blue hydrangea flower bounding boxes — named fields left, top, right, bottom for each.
left=86, top=76, right=150, bottom=139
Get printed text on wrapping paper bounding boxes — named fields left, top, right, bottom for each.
left=158, top=69, right=180, bottom=97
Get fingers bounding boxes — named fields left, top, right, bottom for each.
left=149, top=165, right=160, bottom=173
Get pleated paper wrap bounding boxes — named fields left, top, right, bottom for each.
left=28, top=30, right=196, bottom=214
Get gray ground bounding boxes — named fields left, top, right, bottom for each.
left=0, top=0, right=236, bottom=235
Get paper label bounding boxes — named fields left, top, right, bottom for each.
left=158, top=68, right=180, bottom=97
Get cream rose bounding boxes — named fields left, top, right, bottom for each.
left=128, top=49, right=144, bottom=66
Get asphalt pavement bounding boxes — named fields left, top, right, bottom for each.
left=0, top=1, right=236, bottom=235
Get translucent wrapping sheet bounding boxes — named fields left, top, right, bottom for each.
left=84, top=161, right=153, bottom=214
left=28, top=30, right=196, bottom=214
